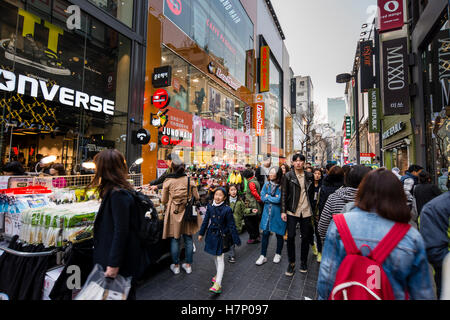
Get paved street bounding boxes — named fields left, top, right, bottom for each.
left=137, top=232, right=320, bottom=300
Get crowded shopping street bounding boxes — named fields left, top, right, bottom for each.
left=0, top=0, right=449, bottom=308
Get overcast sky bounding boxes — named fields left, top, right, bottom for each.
left=271, top=0, right=377, bottom=122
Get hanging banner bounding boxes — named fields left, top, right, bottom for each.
left=244, top=105, right=252, bottom=135
left=368, top=88, right=381, bottom=133
left=378, top=0, right=404, bottom=33
left=259, top=46, right=270, bottom=93
left=382, top=37, right=410, bottom=115
left=360, top=41, right=375, bottom=92
left=245, top=49, right=255, bottom=91
left=345, top=116, right=352, bottom=139
left=432, top=29, right=450, bottom=112
left=254, top=101, right=265, bottom=137
left=290, top=78, right=296, bottom=114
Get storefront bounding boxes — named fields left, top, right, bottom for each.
left=0, top=0, right=147, bottom=174
left=143, top=0, right=259, bottom=181
left=382, top=115, right=414, bottom=174
left=411, top=0, right=449, bottom=181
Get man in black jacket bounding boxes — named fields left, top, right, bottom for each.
left=281, top=153, right=314, bottom=276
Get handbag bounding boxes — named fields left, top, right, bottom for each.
left=183, top=177, right=198, bottom=223
left=222, top=231, right=234, bottom=253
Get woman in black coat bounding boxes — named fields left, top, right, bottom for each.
left=89, top=149, right=149, bottom=299
left=317, top=165, right=344, bottom=215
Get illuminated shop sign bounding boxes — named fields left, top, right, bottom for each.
left=151, top=88, right=171, bottom=109
left=0, top=69, right=114, bottom=115
left=152, top=66, right=172, bottom=88
left=208, top=62, right=240, bottom=91
left=254, top=102, right=265, bottom=137
left=260, top=46, right=270, bottom=93
left=244, top=105, right=252, bottom=135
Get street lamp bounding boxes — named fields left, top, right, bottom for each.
left=129, top=158, right=144, bottom=174
left=336, top=72, right=360, bottom=165
left=35, top=155, right=57, bottom=174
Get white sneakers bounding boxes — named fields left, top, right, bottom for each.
left=171, top=263, right=192, bottom=274
left=273, top=254, right=282, bottom=264
left=170, top=264, right=180, bottom=274
left=182, top=263, right=192, bottom=274
left=255, top=255, right=267, bottom=265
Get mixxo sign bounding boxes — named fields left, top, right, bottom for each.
left=0, top=69, right=115, bottom=115
left=382, top=37, right=410, bottom=115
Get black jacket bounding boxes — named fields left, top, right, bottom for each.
left=281, top=170, right=314, bottom=214
left=308, top=181, right=322, bottom=216
left=317, top=175, right=344, bottom=215
left=93, top=189, right=149, bottom=281
left=414, top=184, right=442, bottom=216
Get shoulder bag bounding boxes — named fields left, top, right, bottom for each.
left=183, top=177, right=198, bottom=223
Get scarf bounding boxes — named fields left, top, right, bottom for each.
left=212, top=200, right=224, bottom=207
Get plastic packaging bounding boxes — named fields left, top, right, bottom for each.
left=75, top=264, right=131, bottom=300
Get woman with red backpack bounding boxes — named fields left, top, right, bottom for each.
left=317, top=168, right=435, bottom=300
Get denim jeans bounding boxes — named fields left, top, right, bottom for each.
left=227, top=245, right=236, bottom=258
left=261, top=230, right=284, bottom=257
left=171, top=234, right=193, bottom=265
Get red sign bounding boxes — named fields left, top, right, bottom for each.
left=151, top=89, right=170, bottom=109
left=166, top=0, right=182, bottom=16
left=378, top=0, right=404, bottom=33
left=260, top=46, right=270, bottom=93
left=161, top=135, right=182, bottom=146
left=360, top=153, right=376, bottom=158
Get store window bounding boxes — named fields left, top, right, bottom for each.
left=88, top=0, right=134, bottom=28
left=163, top=0, right=253, bottom=86
left=0, top=0, right=131, bottom=174
left=261, top=58, right=283, bottom=158
left=156, top=46, right=252, bottom=167
left=421, top=12, right=449, bottom=180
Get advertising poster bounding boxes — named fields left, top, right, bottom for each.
left=158, top=106, right=193, bottom=148
left=208, top=86, right=221, bottom=114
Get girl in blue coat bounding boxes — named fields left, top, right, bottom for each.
left=255, top=167, right=286, bottom=265
left=198, top=187, right=241, bottom=294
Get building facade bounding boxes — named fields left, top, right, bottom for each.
left=292, top=75, right=314, bottom=154
left=0, top=0, right=147, bottom=173
left=327, top=97, right=346, bottom=135
left=409, top=0, right=449, bottom=181
left=142, top=0, right=294, bottom=181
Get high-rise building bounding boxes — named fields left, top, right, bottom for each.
left=327, top=97, right=346, bottom=135
left=292, top=76, right=314, bottom=152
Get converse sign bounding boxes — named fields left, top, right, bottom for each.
left=0, top=69, right=115, bottom=116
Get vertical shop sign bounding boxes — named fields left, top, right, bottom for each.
left=432, top=30, right=450, bottom=112
left=368, top=88, right=381, bottom=133
left=245, top=49, right=255, bottom=91
left=259, top=46, right=270, bottom=93
left=382, top=37, right=410, bottom=115
left=360, top=41, right=375, bottom=92
left=378, top=0, right=404, bottom=33
left=345, top=116, right=352, bottom=139
left=244, top=105, right=252, bottom=135
left=290, top=78, right=296, bottom=114
left=285, top=116, right=293, bottom=156
left=254, top=95, right=265, bottom=136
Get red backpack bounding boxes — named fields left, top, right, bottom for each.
left=329, top=214, right=411, bottom=300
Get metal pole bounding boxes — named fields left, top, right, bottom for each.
left=374, top=27, right=383, bottom=167
left=354, top=73, right=360, bottom=165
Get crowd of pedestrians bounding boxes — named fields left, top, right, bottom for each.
left=90, top=149, right=449, bottom=300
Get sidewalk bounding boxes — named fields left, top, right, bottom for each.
left=137, top=232, right=320, bottom=300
